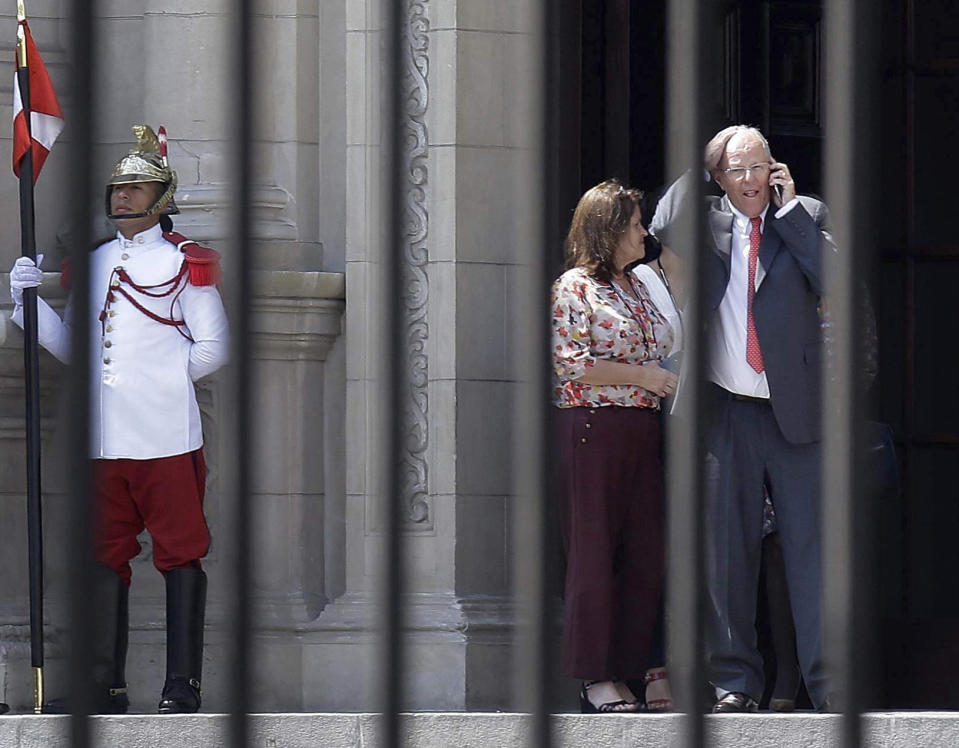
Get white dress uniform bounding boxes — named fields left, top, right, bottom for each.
left=12, top=223, right=229, bottom=459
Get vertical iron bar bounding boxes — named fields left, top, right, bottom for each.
left=67, top=0, right=96, bottom=741
left=229, top=0, right=254, bottom=741
left=822, top=0, right=859, bottom=732
left=383, top=0, right=405, bottom=745
left=665, top=1, right=706, bottom=746
left=824, top=0, right=878, bottom=742
left=511, top=0, right=552, bottom=745
left=901, top=0, right=916, bottom=624
left=535, top=1, right=555, bottom=743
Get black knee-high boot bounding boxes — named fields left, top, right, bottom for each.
left=158, top=567, right=207, bottom=714
left=44, top=563, right=128, bottom=714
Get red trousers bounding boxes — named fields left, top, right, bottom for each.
left=556, top=406, right=665, bottom=681
left=93, top=450, right=210, bottom=585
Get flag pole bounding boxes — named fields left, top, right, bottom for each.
left=16, top=0, right=46, bottom=715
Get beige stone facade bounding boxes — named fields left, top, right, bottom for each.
left=0, top=0, right=546, bottom=712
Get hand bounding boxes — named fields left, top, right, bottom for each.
left=769, top=162, right=796, bottom=207
left=10, top=254, right=44, bottom=307
left=641, top=361, right=679, bottom=398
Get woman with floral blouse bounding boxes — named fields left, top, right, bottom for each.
left=552, top=180, right=678, bottom=713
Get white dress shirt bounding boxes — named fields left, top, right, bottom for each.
left=12, top=224, right=230, bottom=459
left=708, top=199, right=799, bottom=398
left=632, top=263, right=683, bottom=354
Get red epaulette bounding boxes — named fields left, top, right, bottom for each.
left=163, top=231, right=222, bottom=287
left=60, top=237, right=113, bottom=291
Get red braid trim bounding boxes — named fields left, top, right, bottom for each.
left=109, top=284, right=190, bottom=333
left=103, top=282, right=194, bottom=343
left=116, top=264, right=187, bottom=298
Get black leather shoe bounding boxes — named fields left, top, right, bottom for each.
left=712, top=691, right=759, bottom=713
left=158, top=676, right=201, bottom=714
left=769, top=697, right=795, bottom=712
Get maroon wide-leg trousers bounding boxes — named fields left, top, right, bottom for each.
left=556, top=405, right=665, bottom=681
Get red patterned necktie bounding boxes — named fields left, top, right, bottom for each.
left=746, top=216, right=765, bottom=373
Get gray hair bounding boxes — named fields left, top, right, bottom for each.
left=704, top=125, right=772, bottom=173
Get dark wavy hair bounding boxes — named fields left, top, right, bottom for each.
left=563, top=179, right=643, bottom=283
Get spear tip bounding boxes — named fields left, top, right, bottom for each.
left=16, top=25, right=26, bottom=68
left=17, top=0, right=26, bottom=23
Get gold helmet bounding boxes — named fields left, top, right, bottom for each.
left=104, top=124, right=179, bottom=220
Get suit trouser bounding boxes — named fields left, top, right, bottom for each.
left=704, top=391, right=828, bottom=707
left=557, top=405, right=665, bottom=681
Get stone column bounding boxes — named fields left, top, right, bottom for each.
left=138, top=0, right=318, bottom=265
left=243, top=271, right=345, bottom=713
left=303, top=0, right=541, bottom=711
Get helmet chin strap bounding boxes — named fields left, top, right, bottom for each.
left=107, top=210, right=153, bottom=221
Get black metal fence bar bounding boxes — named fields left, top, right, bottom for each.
left=823, top=0, right=878, bottom=743
left=533, top=2, right=555, bottom=744
left=67, top=0, right=96, bottom=743
left=509, top=1, right=552, bottom=745
left=228, top=0, right=255, bottom=742
left=383, top=0, right=406, bottom=745
left=664, top=1, right=706, bottom=746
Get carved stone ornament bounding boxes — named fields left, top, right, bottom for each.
left=400, top=0, right=430, bottom=526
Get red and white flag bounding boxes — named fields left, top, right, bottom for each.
left=12, top=20, right=64, bottom=182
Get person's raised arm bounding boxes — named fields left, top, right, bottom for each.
left=771, top=197, right=837, bottom=296
left=649, top=169, right=700, bottom=257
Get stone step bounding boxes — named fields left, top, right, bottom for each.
left=0, top=712, right=957, bottom=747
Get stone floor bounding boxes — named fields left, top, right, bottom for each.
left=0, top=712, right=957, bottom=747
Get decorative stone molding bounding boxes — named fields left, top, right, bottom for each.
left=250, top=271, right=346, bottom=362
left=173, top=183, right=298, bottom=242
left=299, top=592, right=516, bottom=635
left=400, top=0, right=430, bottom=526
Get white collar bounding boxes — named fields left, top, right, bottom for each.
left=115, top=223, right=164, bottom=247
left=728, top=201, right=769, bottom=234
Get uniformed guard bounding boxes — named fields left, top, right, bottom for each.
left=9, top=125, right=229, bottom=714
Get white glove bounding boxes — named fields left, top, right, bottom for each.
left=10, top=254, right=44, bottom=307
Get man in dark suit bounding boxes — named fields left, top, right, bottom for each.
left=651, top=125, right=836, bottom=712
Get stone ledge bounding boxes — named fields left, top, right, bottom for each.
left=0, top=712, right=957, bottom=747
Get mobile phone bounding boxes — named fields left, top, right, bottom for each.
left=773, top=183, right=783, bottom=204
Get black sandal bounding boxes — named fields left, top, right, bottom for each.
left=579, top=680, right=641, bottom=714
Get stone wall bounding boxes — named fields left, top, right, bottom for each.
left=0, top=0, right=553, bottom=713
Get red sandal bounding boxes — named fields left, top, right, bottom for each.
left=643, top=667, right=674, bottom=712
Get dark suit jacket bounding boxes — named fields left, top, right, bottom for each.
left=651, top=172, right=836, bottom=445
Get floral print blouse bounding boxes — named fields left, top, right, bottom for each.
left=552, top=266, right=674, bottom=409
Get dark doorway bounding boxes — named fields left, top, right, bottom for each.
left=555, top=0, right=959, bottom=710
